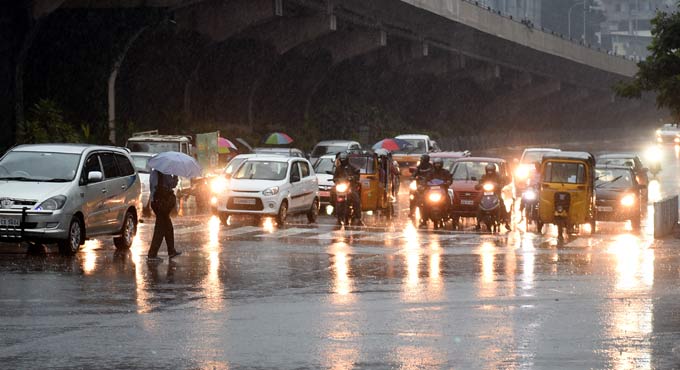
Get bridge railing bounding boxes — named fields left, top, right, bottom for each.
left=654, top=195, right=679, bottom=239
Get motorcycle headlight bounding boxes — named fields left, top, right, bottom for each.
left=263, top=186, right=280, bottom=196
left=515, top=165, right=530, bottom=180
left=37, top=195, right=67, bottom=211
left=211, top=177, right=228, bottom=193
left=428, top=193, right=443, bottom=202
left=336, top=183, right=349, bottom=193
left=483, top=183, right=495, bottom=192
left=524, top=190, right=536, bottom=201
left=409, top=182, right=417, bottom=191
left=621, top=194, right=636, bottom=207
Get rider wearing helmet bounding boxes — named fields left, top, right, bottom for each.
left=410, top=153, right=434, bottom=217
left=478, top=163, right=511, bottom=231
left=431, top=157, right=452, bottom=185
left=333, top=152, right=363, bottom=225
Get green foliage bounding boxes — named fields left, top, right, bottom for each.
left=21, top=99, right=82, bottom=144
left=615, top=4, right=680, bottom=120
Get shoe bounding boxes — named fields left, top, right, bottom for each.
left=169, top=251, right=182, bottom=259
left=146, top=256, right=163, bottom=263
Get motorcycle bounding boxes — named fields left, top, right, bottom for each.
left=477, top=182, right=501, bottom=232
left=521, top=186, right=541, bottom=232
left=334, top=177, right=359, bottom=226
left=421, top=178, right=450, bottom=229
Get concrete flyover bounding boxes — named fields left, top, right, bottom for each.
left=4, top=0, right=662, bottom=149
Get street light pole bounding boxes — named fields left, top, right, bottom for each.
left=568, top=1, right=585, bottom=40
left=583, top=0, right=588, bottom=43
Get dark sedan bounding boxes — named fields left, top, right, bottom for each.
left=595, top=166, right=643, bottom=230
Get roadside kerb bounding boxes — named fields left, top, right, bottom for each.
left=654, top=195, right=679, bottom=239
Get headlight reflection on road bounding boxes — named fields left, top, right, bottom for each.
left=80, top=239, right=99, bottom=274
left=263, top=217, right=275, bottom=233
left=329, top=242, right=355, bottom=305
left=130, top=234, right=152, bottom=314
left=477, top=241, right=497, bottom=299
left=202, top=215, right=224, bottom=311
left=607, top=234, right=654, bottom=291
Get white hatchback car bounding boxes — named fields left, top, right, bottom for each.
left=214, top=156, right=319, bottom=225
left=0, top=144, right=141, bottom=255
left=312, top=154, right=336, bottom=208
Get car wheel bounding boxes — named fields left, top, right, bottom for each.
left=58, top=217, right=83, bottom=255
left=277, top=201, right=288, bottom=226
left=114, top=211, right=137, bottom=250
left=307, top=199, right=319, bottom=224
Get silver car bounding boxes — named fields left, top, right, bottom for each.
left=0, top=144, right=141, bottom=255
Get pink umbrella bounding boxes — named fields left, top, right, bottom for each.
left=218, top=137, right=238, bottom=154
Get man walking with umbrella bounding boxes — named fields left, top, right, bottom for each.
left=146, top=151, right=202, bottom=262
left=147, top=169, right=181, bottom=262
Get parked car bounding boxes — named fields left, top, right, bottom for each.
left=0, top=144, right=141, bottom=255
left=252, top=147, right=306, bottom=158
left=313, top=154, right=336, bottom=210
left=448, top=157, right=513, bottom=227
left=656, top=123, right=680, bottom=143
left=130, top=152, right=155, bottom=215
left=597, top=152, right=649, bottom=200
left=310, top=140, right=361, bottom=165
left=214, top=156, right=319, bottom=225
left=393, top=134, right=441, bottom=176
left=595, top=165, right=642, bottom=231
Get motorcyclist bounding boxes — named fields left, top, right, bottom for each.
left=410, top=154, right=434, bottom=217
left=333, top=152, right=363, bottom=226
left=477, top=163, right=511, bottom=231
left=431, top=158, right=452, bottom=185
left=520, top=162, right=541, bottom=216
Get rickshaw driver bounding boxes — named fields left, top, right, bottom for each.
left=333, top=152, right=364, bottom=226
left=478, top=163, right=511, bottom=231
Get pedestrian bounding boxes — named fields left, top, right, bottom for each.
left=147, top=169, right=181, bottom=262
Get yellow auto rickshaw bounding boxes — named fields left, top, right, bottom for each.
left=538, top=151, right=596, bottom=240
left=347, top=151, right=396, bottom=218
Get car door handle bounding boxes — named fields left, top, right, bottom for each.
left=121, top=185, right=127, bottom=190
left=101, top=189, right=107, bottom=193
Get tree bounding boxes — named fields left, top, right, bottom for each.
left=615, top=4, right=680, bottom=120
left=21, top=99, right=81, bottom=144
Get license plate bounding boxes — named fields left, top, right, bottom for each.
left=0, top=218, right=20, bottom=227
left=598, top=206, right=613, bottom=212
left=337, top=196, right=346, bottom=202
left=319, top=191, right=330, bottom=197
left=461, top=200, right=474, bottom=206
left=234, top=198, right=256, bottom=205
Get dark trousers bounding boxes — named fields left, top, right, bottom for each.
left=148, top=204, right=176, bottom=257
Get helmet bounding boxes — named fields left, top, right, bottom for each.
left=420, top=154, right=430, bottom=166
left=485, top=163, right=496, bottom=174
left=433, top=157, right=443, bottom=170
left=338, top=152, right=349, bottom=166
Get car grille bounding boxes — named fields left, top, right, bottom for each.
left=319, top=185, right=333, bottom=191
left=0, top=198, right=38, bottom=210
left=454, top=191, right=478, bottom=199
left=227, top=197, right=264, bottom=211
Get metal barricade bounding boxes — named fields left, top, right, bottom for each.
left=654, top=196, right=679, bottom=239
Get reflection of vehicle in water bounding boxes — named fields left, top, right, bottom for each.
left=538, top=151, right=596, bottom=241
left=595, top=166, right=642, bottom=231
left=448, top=157, right=512, bottom=229
left=393, top=134, right=440, bottom=176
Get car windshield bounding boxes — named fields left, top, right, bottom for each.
left=596, top=169, right=634, bottom=189
left=314, top=158, right=334, bottom=174
left=522, top=150, right=552, bottom=164
left=0, top=151, right=80, bottom=182
left=543, top=161, right=586, bottom=184
left=599, top=158, right=635, bottom=168
left=312, top=145, right=347, bottom=157
left=126, top=141, right=180, bottom=154
left=393, top=139, right=427, bottom=155
left=234, top=161, right=288, bottom=180
left=224, top=157, right=247, bottom=175
left=451, top=161, right=498, bottom=181
left=131, top=155, right=152, bottom=173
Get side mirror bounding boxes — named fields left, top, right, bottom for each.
left=291, top=174, right=301, bottom=183
left=88, top=171, right=103, bottom=183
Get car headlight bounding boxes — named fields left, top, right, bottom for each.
left=483, top=183, right=495, bottom=192
left=621, top=194, right=636, bottom=207
left=409, top=181, right=417, bottom=191
left=428, top=193, right=443, bottom=202
left=37, top=195, right=67, bottom=211
left=263, top=186, right=280, bottom=196
left=211, top=177, right=228, bottom=193
left=336, top=183, right=349, bottom=193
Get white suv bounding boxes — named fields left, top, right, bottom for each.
left=214, top=156, right=319, bottom=225
left=0, top=144, right=141, bottom=255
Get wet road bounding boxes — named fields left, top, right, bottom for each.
left=2, top=140, right=680, bottom=369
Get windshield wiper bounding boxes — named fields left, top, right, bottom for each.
left=596, top=175, right=623, bottom=188
left=39, top=178, right=71, bottom=182
left=0, top=176, right=33, bottom=182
